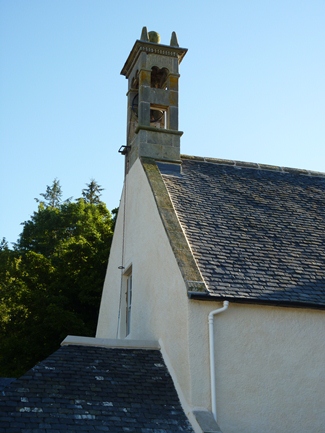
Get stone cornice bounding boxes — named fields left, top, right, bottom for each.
left=135, top=125, right=183, bottom=135
left=121, top=40, right=187, bottom=78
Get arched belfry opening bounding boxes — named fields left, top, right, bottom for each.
left=119, top=27, right=187, bottom=173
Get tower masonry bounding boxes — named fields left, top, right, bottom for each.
left=120, top=27, right=187, bottom=172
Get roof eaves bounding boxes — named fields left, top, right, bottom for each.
left=188, top=291, right=325, bottom=310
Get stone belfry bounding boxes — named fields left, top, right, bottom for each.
left=120, top=27, right=187, bottom=172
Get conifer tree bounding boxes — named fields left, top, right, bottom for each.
left=81, top=179, right=104, bottom=204
left=35, top=178, right=62, bottom=208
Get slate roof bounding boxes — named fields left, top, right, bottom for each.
left=0, top=344, right=194, bottom=432
left=161, top=156, right=325, bottom=309
left=0, top=379, right=15, bottom=392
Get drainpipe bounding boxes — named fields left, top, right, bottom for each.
left=208, top=300, right=229, bottom=422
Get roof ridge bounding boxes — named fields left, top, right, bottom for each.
left=180, top=154, right=325, bottom=178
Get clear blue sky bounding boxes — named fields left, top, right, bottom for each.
left=1, top=0, right=325, bottom=245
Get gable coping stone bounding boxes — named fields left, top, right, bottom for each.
left=61, top=335, right=160, bottom=350
left=141, top=157, right=209, bottom=296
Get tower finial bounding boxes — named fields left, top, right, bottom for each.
left=140, top=26, right=149, bottom=41
left=170, top=31, right=179, bottom=47
left=148, top=31, right=161, bottom=44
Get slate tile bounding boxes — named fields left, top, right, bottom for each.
left=162, top=157, right=325, bottom=308
left=0, top=346, right=194, bottom=432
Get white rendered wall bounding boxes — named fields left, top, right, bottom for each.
left=188, top=300, right=325, bottom=433
left=96, top=186, right=125, bottom=339
left=96, top=158, right=193, bottom=401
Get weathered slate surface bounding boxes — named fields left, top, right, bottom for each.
left=162, top=156, right=325, bottom=308
left=0, top=345, right=194, bottom=432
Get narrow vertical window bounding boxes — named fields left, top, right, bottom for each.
left=126, top=273, right=132, bottom=336
left=118, top=265, right=132, bottom=339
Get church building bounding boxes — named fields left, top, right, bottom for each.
left=0, top=28, right=324, bottom=433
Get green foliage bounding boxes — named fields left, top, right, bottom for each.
left=35, top=178, right=63, bottom=208
left=0, top=180, right=115, bottom=377
left=81, top=179, right=104, bottom=204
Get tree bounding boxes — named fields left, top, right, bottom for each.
left=81, top=179, right=104, bottom=204
left=35, top=178, right=62, bottom=208
left=0, top=181, right=115, bottom=377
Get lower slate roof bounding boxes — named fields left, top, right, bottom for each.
left=0, top=344, right=194, bottom=432
left=160, top=156, right=325, bottom=309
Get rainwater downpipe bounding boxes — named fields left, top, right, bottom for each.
left=208, top=300, right=229, bottom=422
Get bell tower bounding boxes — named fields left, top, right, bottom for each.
left=120, top=27, right=187, bottom=172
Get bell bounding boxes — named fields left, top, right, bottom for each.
left=132, top=94, right=164, bottom=124
left=150, top=108, right=164, bottom=123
